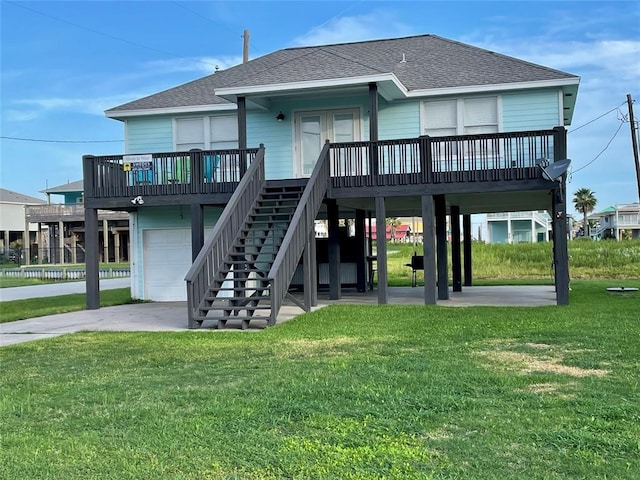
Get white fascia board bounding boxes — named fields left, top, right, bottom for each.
left=214, top=73, right=407, bottom=100
left=407, top=77, right=580, bottom=98
left=105, top=103, right=237, bottom=119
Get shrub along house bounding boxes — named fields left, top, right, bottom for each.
left=83, top=34, right=579, bottom=328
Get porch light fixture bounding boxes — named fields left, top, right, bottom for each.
left=276, top=111, right=285, bottom=122
left=131, top=195, right=144, bottom=205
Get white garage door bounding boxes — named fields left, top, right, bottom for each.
left=143, top=229, right=191, bottom=301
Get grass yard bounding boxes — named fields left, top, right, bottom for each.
left=384, top=239, right=640, bottom=284
left=1, top=280, right=638, bottom=479
left=0, top=288, right=135, bottom=323
left=0, top=277, right=63, bottom=288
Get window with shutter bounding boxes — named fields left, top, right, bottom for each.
left=176, top=118, right=205, bottom=151
left=210, top=116, right=238, bottom=149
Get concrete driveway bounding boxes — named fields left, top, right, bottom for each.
left=0, top=277, right=130, bottom=301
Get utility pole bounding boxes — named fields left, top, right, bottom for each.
left=242, top=30, right=250, bottom=64
left=627, top=94, right=640, bottom=202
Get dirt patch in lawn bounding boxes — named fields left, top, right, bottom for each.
left=476, top=341, right=609, bottom=378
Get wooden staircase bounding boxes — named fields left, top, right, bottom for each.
left=192, top=183, right=305, bottom=329
left=186, top=142, right=331, bottom=330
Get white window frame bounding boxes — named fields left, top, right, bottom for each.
left=421, top=96, right=502, bottom=170
left=420, top=96, right=501, bottom=137
left=173, top=115, right=238, bottom=152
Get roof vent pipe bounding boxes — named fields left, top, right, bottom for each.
left=400, top=53, right=406, bottom=63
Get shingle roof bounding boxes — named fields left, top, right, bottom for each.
left=42, top=180, right=84, bottom=194
left=0, top=188, right=46, bottom=204
left=107, top=34, right=578, bottom=114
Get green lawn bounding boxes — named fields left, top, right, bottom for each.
left=1, top=280, right=638, bottom=479
left=0, top=288, right=135, bottom=323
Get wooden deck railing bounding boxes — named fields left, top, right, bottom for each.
left=330, top=128, right=564, bottom=188
left=184, top=146, right=266, bottom=328
left=84, top=148, right=260, bottom=199
left=25, top=204, right=127, bottom=221
left=267, top=141, right=331, bottom=326
left=84, top=128, right=566, bottom=200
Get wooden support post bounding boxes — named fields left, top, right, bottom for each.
left=451, top=205, right=462, bottom=292
left=375, top=196, right=388, bottom=304
left=237, top=96, right=247, bottom=176
left=327, top=199, right=341, bottom=300
left=435, top=194, right=449, bottom=300
left=422, top=195, right=437, bottom=304
left=102, top=219, right=109, bottom=264
left=553, top=188, right=570, bottom=305
left=59, top=220, right=65, bottom=264
left=190, top=204, right=204, bottom=262
left=37, top=223, right=42, bottom=264
left=369, top=83, right=379, bottom=179
left=85, top=208, right=100, bottom=310
left=463, top=214, right=472, bottom=286
left=114, top=232, right=121, bottom=263
left=23, top=218, right=30, bottom=266
left=71, top=234, right=78, bottom=264
left=355, top=209, right=367, bottom=292
left=303, top=229, right=315, bottom=311
left=309, top=228, right=318, bottom=307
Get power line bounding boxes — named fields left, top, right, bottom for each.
left=568, top=101, right=627, bottom=133
left=1, top=136, right=122, bottom=144
left=6, top=0, right=219, bottom=70
left=570, top=120, right=626, bottom=177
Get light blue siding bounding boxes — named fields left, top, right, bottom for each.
left=502, top=90, right=560, bottom=131
left=133, top=206, right=223, bottom=292
left=126, top=117, right=173, bottom=153
left=488, top=222, right=508, bottom=243
left=249, top=95, right=370, bottom=179
left=378, top=101, right=420, bottom=140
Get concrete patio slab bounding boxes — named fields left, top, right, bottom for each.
left=1, top=285, right=556, bottom=347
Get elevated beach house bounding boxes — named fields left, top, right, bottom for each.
left=83, top=34, right=579, bottom=328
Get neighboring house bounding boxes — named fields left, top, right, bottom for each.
left=486, top=211, right=551, bottom=243
left=0, top=188, right=46, bottom=263
left=83, top=33, right=579, bottom=326
left=589, top=203, right=640, bottom=240
left=366, top=224, right=412, bottom=242
left=24, top=180, right=129, bottom=265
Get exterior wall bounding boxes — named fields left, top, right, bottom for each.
left=511, top=219, right=533, bottom=243
left=378, top=100, right=420, bottom=140
left=62, top=192, right=83, bottom=204
left=1, top=203, right=29, bottom=231
left=487, top=211, right=551, bottom=244
left=488, top=221, right=508, bottom=243
left=130, top=205, right=223, bottom=298
left=248, top=95, right=370, bottom=179
left=501, top=89, right=561, bottom=131
left=120, top=88, right=562, bottom=180
left=125, top=116, right=174, bottom=153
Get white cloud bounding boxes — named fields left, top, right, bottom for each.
left=293, top=10, right=414, bottom=47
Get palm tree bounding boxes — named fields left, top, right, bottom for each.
left=573, top=188, right=597, bottom=238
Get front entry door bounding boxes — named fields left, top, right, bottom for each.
left=295, top=109, right=359, bottom=177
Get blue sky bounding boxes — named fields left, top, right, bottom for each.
left=1, top=0, right=639, bottom=213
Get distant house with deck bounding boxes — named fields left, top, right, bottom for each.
left=0, top=188, right=46, bottom=263
left=589, top=203, right=640, bottom=240
left=24, top=180, right=129, bottom=264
